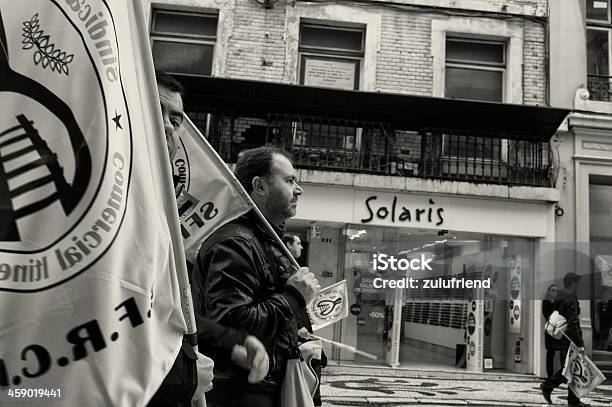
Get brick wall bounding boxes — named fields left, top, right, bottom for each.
left=224, top=0, right=286, bottom=82
left=523, top=22, right=547, bottom=106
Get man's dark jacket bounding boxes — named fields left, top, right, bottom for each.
left=192, top=210, right=306, bottom=389
left=556, top=288, right=584, bottom=348
left=147, top=177, right=247, bottom=407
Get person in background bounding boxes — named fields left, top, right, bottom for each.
left=193, top=146, right=320, bottom=407
left=283, top=232, right=327, bottom=407
left=148, top=72, right=269, bottom=406
left=542, top=284, right=563, bottom=378
left=540, top=273, right=590, bottom=407
left=283, top=233, right=303, bottom=260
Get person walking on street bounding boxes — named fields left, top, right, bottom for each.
left=148, top=72, right=269, bottom=407
left=543, top=284, right=564, bottom=378
left=193, top=146, right=321, bottom=407
left=540, top=273, right=590, bottom=407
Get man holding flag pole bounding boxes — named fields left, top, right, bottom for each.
left=190, top=146, right=321, bottom=407
left=149, top=71, right=271, bottom=406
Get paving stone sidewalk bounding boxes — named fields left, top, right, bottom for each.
left=319, top=366, right=612, bottom=407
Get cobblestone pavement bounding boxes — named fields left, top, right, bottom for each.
left=319, top=366, right=612, bottom=406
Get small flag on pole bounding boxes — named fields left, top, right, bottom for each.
left=308, top=280, right=349, bottom=331
left=562, top=341, right=607, bottom=398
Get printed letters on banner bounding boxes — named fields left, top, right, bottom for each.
left=173, top=117, right=252, bottom=265
left=0, top=1, right=187, bottom=405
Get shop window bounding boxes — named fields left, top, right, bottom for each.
left=445, top=37, right=506, bottom=102
left=150, top=8, right=218, bottom=76
left=588, top=177, right=612, bottom=352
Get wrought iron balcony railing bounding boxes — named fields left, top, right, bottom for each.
left=587, top=74, right=612, bottom=102
left=188, top=111, right=553, bottom=187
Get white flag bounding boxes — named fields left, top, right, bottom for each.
left=562, top=341, right=607, bottom=398
left=594, top=255, right=612, bottom=288
left=308, top=280, right=349, bottom=330
left=0, top=1, right=189, bottom=405
left=173, top=116, right=252, bottom=265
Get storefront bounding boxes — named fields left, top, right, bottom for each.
left=288, top=184, right=555, bottom=374
left=176, top=76, right=567, bottom=375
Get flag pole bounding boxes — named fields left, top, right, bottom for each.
left=131, top=3, right=207, bottom=406
left=132, top=0, right=198, bottom=345
left=183, top=114, right=301, bottom=270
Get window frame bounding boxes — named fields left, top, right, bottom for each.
left=444, top=36, right=507, bottom=103
left=295, top=20, right=366, bottom=150
left=297, top=20, right=366, bottom=91
left=587, top=26, right=612, bottom=76
left=150, top=7, right=219, bottom=77
left=587, top=0, right=612, bottom=25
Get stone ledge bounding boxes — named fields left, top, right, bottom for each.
left=296, top=169, right=559, bottom=203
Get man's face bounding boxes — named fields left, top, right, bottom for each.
left=287, top=236, right=303, bottom=258
left=158, top=84, right=184, bottom=162
left=263, top=154, right=302, bottom=221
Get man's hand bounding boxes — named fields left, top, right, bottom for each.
left=286, top=267, right=321, bottom=304
left=231, top=335, right=270, bottom=383
left=192, top=351, right=214, bottom=401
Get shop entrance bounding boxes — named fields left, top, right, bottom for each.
left=341, top=225, right=534, bottom=374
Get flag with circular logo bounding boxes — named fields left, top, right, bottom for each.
left=562, top=341, right=607, bottom=398
left=308, top=280, right=349, bottom=331
left=0, top=1, right=187, bottom=405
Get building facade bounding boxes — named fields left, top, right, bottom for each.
left=143, top=0, right=571, bottom=377
left=550, top=0, right=612, bottom=379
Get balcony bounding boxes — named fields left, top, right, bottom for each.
left=193, top=113, right=553, bottom=187
left=178, top=76, right=566, bottom=189
left=587, top=74, right=612, bottom=102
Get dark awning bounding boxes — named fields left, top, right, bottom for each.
left=177, top=75, right=568, bottom=141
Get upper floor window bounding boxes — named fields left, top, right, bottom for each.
left=150, top=8, right=218, bottom=76
left=588, top=0, right=611, bottom=23
left=445, top=37, right=506, bottom=102
left=586, top=1, right=612, bottom=100
left=298, top=21, right=365, bottom=90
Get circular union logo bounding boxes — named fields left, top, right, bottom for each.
left=0, top=2, right=130, bottom=292
left=312, top=287, right=345, bottom=322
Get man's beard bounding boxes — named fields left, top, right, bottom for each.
left=269, top=193, right=296, bottom=220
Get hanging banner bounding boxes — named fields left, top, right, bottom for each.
left=384, top=285, right=403, bottom=368
left=0, top=1, right=189, bottom=405
left=308, top=280, right=349, bottom=331
left=508, top=254, right=522, bottom=334
left=466, top=298, right=484, bottom=371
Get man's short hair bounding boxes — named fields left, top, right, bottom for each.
left=156, top=71, right=184, bottom=97
left=282, top=233, right=299, bottom=246
left=563, top=272, right=581, bottom=288
left=234, top=146, right=292, bottom=194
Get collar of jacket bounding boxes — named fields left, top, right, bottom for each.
left=239, top=210, right=286, bottom=242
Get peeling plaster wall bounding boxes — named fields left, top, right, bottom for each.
left=143, top=0, right=548, bottom=104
